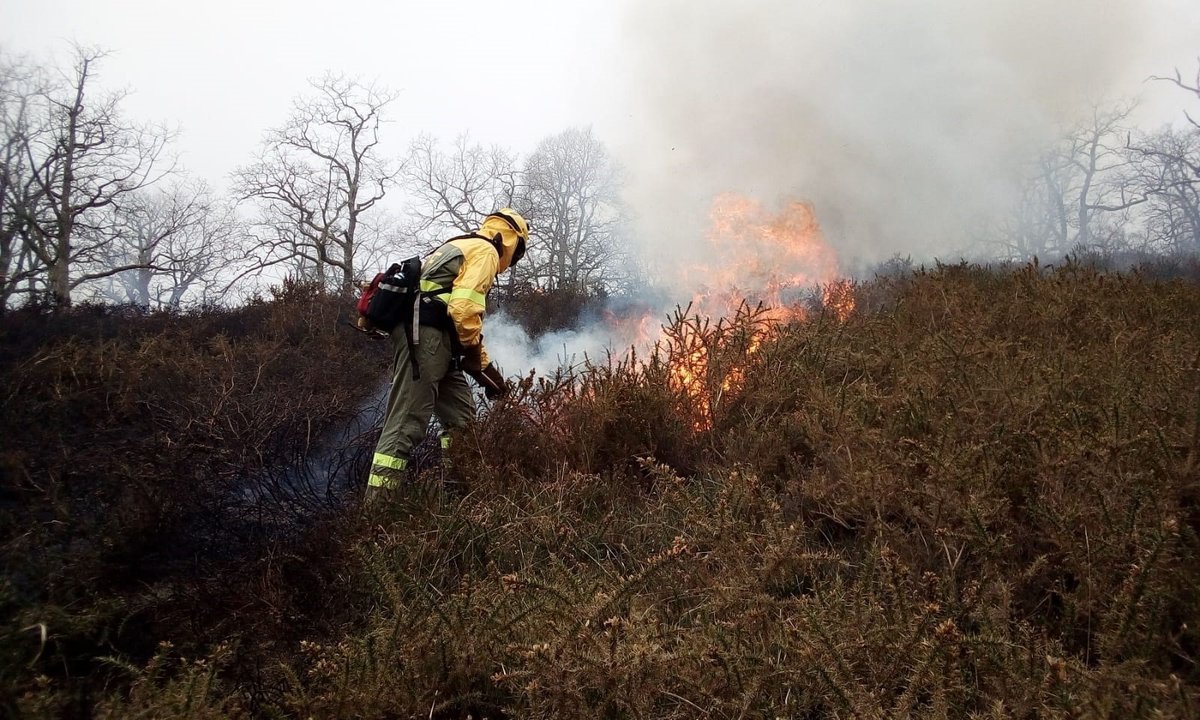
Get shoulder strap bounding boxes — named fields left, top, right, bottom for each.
left=445, top=232, right=491, bottom=243
left=446, top=231, right=503, bottom=257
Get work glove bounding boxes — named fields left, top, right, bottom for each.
left=464, top=361, right=508, bottom=399
left=460, top=343, right=485, bottom=373
left=479, top=362, right=509, bottom=400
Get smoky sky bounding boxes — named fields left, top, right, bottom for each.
left=613, top=0, right=1179, bottom=269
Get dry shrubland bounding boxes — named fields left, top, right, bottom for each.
left=0, top=279, right=388, bottom=716
left=4, top=261, right=1200, bottom=718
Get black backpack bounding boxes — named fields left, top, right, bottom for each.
left=355, top=256, right=425, bottom=379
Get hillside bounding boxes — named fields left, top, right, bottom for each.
left=3, top=261, right=1200, bottom=718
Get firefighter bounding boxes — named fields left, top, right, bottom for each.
left=366, top=209, right=529, bottom=500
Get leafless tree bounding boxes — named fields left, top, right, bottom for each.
left=351, top=206, right=414, bottom=273
left=1122, top=60, right=1200, bottom=253
left=233, top=73, right=397, bottom=293
left=11, top=46, right=172, bottom=308
left=0, top=53, right=44, bottom=310
left=1136, top=137, right=1200, bottom=253
left=1064, top=103, right=1149, bottom=250
left=993, top=149, right=1074, bottom=259
left=998, top=103, right=1149, bottom=258
left=402, top=133, right=518, bottom=242
left=1153, top=59, right=1200, bottom=130
left=83, top=179, right=240, bottom=307
left=518, top=127, right=628, bottom=293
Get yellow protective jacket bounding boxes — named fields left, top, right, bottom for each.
left=418, top=213, right=527, bottom=369
left=420, top=235, right=499, bottom=367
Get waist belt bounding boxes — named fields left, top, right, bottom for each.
left=418, top=292, right=464, bottom=356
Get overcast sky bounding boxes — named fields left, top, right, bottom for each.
left=0, top=0, right=618, bottom=189
left=3, top=0, right=1200, bottom=264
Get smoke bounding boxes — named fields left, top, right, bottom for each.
left=485, top=311, right=646, bottom=377
left=612, top=0, right=1173, bottom=269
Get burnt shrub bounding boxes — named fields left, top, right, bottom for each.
left=456, top=350, right=699, bottom=494
left=0, top=283, right=387, bottom=712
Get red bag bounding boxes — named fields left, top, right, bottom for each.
left=356, top=268, right=393, bottom=321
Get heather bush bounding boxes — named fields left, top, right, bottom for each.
left=492, top=284, right=602, bottom=338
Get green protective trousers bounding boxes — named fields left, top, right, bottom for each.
left=367, top=325, right=475, bottom=494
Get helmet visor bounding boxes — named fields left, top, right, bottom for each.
left=510, top=236, right=527, bottom=267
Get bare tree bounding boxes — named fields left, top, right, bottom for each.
left=998, top=103, right=1150, bottom=258
left=1153, top=59, right=1200, bottom=130
left=1123, top=60, right=1200, bottom=253
left=1143, top=146, right=1200, bottom=253
left=0, top=53, right=44, bottom=310
left=1064, top=103, right=1149, bottom=250
left=994, top=149, right=1075, bottom=259
left=13, top=46, right=172, bottom=308
left=234, top=73, right=397, bottom=292
left=84, top=179, right=240, bottom=307
left=519, top=127, right=627, bottom=292
left=402, top=133, right=518, bottom=242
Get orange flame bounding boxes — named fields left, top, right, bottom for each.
left=590, top=194, right=852, bottom=431
left=660, top=194, right=854, bottom=429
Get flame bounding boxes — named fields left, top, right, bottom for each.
left=686, top=193, right=840, bottom=317
left=601, top=307, right=659, bottom=348
left=821, top=278, right=856, bottom=321
left=661, top=193, right=854, bottom=430
left=585, top=193, right=852, bottom=431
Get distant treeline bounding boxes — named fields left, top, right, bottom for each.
left=5, top=48, right=1200, bottom=313
left=0, top=47, right=633, bottom=313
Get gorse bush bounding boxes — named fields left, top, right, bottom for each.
left=5, top=261, right=1200, bottom=717
left=324, top=261, right=1199, bottom=718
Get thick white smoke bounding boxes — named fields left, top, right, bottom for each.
left=610, top=0, right=1195, bottom=270
left=485, top=311, right=643, bottom=377
left=487, top=0, right=1198, bottom=377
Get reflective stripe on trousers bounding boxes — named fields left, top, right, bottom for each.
left=368, top=452, right=407, bottom=489
left=367, top=325, right=474, bottom=494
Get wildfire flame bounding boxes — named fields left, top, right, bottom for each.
left=589, top=193, right=852, bottom=431
left=662, top=194, right=853, bottom=429
left=685, top=193, right=840, bottom=319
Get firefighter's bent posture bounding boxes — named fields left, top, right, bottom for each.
left=367, top=209, right=529, bottom=500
